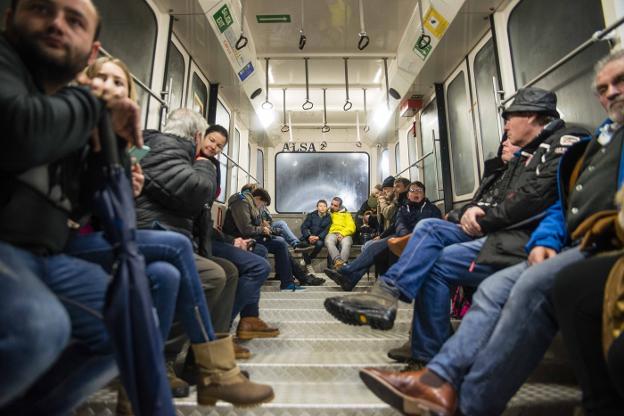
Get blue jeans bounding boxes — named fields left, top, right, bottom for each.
left=380, top=218, right=478, bottom=299
left=211, top=240, right=271, bottom=321
left=272, top=220, right=301, bottom=247
left=257, top=235, right=294, bottom=288
left=0, top=242, right=72, bottom=407
left=66, top=230, right=216, bottom=343
left=340, top=237, right=391, bottom=285
left=427, top=246, right=587, bottom=416
left=410, top=238, right=496, bottom=362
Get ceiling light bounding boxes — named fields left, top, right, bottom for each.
left=373, top=106, right=392, bottom=129
left=258, top=107, right=274, bottom=128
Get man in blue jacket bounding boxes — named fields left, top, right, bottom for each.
left=359, top=51, right=624, bottom=416
left=300, top=199, right=332, bottom=272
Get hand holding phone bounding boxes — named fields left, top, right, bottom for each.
left=129, top=145, right=151, bottom=163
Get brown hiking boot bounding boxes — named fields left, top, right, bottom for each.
left=236, top=317, right=279, bottom=340
left=192, top=336, right=274, bottom=406
left=167, top=361, right=190, bottom=398
left=334, top=258, right=345, bottom=270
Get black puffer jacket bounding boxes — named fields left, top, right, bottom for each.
left=395, top=198, right=442, bottom=236
left=135, top=130, right=217, bottom=238
left=476, top=120, right=590, bottom=267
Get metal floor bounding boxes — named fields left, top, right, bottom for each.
left=76, top=273, right=582, bottom=416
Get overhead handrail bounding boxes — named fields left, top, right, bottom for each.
left=235, top=0, right=248, bottom=50
left=383, top=57, right=390, bottom=109
left=355, top=111, right=362, bottom=147
left=395, top=151, right=433, bottom=177
left=501, top=15, right=624, bottom=106
left=281, top=89, right=289, bottom=133
left=288, top=111, right=294, bottom=142
left=219, top=151, right=259, bottom=183
left=262, top=58, right=273, bottom=110
left=302, top=58, right=314, bottom=110
left=298, top=0, right=307, bottom=50
left=99, top=47, right=168, bottom=108
left=415, top=1, right=431, bottom=50
left=357, top=0, right=370, bottom=50
left=362, top=88, right=370, bottom=132
left=321, top=88, right=331, bottom=133
left=343, top=58, right=352, bottom=111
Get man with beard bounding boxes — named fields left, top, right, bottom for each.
left=0, top=0, right=142, bottom=409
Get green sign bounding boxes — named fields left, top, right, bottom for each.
left=213, top=5, right=234, bottom=33
left=413, top=41, right=432, bottom=60
left=256, top=14, right=291, bottom=23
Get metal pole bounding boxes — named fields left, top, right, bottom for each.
left=219, top=151, right=259, bottom=183
left=395, top=151, right=433, bottom=177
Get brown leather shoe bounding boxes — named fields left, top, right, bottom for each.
left=359, top=367, right=457, bottom=416
left=234, top=340, right=252, bottom=359
left=236, top=317, right=279, bottom=340
left=388, top=234, right=411, bottom=257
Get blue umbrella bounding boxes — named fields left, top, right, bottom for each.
left=94, top=111, right=175, bottom=416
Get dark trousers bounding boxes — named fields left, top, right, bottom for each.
left=553, top=254, right=624, bottom=416
left=303, top=240, right=324, bottom=264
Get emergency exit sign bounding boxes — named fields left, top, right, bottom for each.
left=256, top=14, right=291, bottom=23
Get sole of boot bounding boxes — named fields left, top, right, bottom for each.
left=387, top=347, right=412, bottom=363
left=324, top=297, right=395, bottom=330
left=294, top=246, right=315, bottom=253
left=198, top=391, right=275, bottom=408
left=171, top=385, right=190, bottom=398
left=359, top=369, right=451, bottom=416
left=237, top=330, right=280, bottom=341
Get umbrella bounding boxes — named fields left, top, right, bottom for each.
left=94, top=110, right=175, bottom=416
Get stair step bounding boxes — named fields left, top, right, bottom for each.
left=255, top=308, right=414, bottom=322
left=239, top=321, right=410, bottom=340
left=239, top=337, right=408, bottom=353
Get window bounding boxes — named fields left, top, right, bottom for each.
left=191, top=73, right=208, bottom=117
left=446, top=70, right=477, bottom=198
left=275, top=152, right=370, bottom=213
left=420, top=99, right=444, bottom=201
left=247, top=143, right=252, bottom=183
left=230, top=128, right=240, bottom=195
left=163, top=41, right=185, bottom=112
left=379, top=149, right=390, bottom=183
left=407, top=127, right=419, bottom=181
left=395, top=142, right=401, bottom=177
left=256, top=149, right=264, bottom=188
left=508, top=0, right=608, bottom=129
left=472, top=38, right=501, bottom=161
left=93, top=0, right=157, bottom=126
left=215, top=99, right=231, bottom=201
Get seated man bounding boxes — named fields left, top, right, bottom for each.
left=300, top=199, right=332, bottom=273
left=357, top=185, right=382, bottom=243
left=324, top=86, right=588, bottom=347
left=357, top=53, right=622, bottom=415
left=376, top=176, right=397, bottom=235
left=325, top=197, right=357, bottom=270
left=325, top=181, right=441, bottom=291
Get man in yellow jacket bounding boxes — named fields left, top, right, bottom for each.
left=326, top=197, right=356, bottom=270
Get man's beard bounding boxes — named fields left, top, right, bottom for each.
left=609, top=100, right=624, bottom=125
left=6, top=18, right=91, bottom=86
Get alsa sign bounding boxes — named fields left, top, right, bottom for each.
left=282, top=142, right=327, bottom=152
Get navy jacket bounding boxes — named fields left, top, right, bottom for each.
left=395, top=199, right=442, bottom=236
left=301, top=210, right=331, bottom=240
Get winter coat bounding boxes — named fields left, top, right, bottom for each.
left=135, top=130, right=217, bottom=239
left=395, top=198, right=442, bottom=236
left=328, top=208, right=356, bottom=237
left=379, top=192, right=409, bottom=238
left=301, top=210, right=332, bottom=240
left=222, top=190, right=264, bottom=238
left=475, top=120, right=591, bottom=267
left=0, top=34, right=104, bottom=254
left=527, top=119, right=624, bottom=253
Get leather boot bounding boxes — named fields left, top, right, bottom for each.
left=324, top=279, right=399, bottom=330
left=236, top=317, right=279, bottom=340
left=333, top=258, right=345, bottom=270
left=387, top=340, right=412, bottom=363
left=167, top=361, right=190, bottom=398
left=359, top=367, right=457, bottom=416
left=388, top=234, right=411, bottom=257
left=192, top=336, right=274, bottom=406
left=115, top=386, right=133, bottom=416
left=234, top=340, right=252, bottom=359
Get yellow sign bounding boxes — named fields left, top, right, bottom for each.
left=424, top=7, right=449, bottom=38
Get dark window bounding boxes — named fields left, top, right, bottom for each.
left=420, top=100, right=444, bottom=201
left=395, top=142, right=401, bottom=176
left=379, top=149, right=390, bottom=183
left=216, top=99, right=231, bottom=201
left=191, top=73, right=208, bottom=117
left=275, top=152, right=370, bottom=213
left=256, top=149, right=264, bottom=188
left=508, top=0, right=608, bottom=129
left=230, top=128, right=240, bottom=194
left=406, top=127, right=419, bottom=181
left=163, top=41, right=185, bottom=111
left=473, top=38, right=501, bottom=161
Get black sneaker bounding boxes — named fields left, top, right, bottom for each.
left=323, top=279, right=399, bottom=330
left=299, top=274, right=325, bottom=286
left=294, top=242, right=314, bottom=253
left=324, top=268, right=356, bottom=291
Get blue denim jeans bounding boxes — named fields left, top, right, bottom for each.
left=0, top=242, right=72, bottom=407
left=380, top=218, right=478, bottom=299
left=272, top=220, right=301, bottom=247
left=257, top=235, right=294, bottom=288
left=427, top=246, right=587, bottom=416
left=340, top=237, right=391, bottom=285
left=66, top=230, right=216, bottom=343
left=211, top=240, right=271, bottom=321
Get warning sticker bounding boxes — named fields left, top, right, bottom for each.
left=424, top=7, right=449, bottom=38
left=413, top=41, right=432, bottom=60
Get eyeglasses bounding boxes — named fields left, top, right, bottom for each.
left=409, top=188, right=424, bottom=193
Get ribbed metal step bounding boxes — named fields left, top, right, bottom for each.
left=254, top=308, right=414, bottom=322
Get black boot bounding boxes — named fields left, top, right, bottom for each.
left=324, top=279, right=399, bottom=330
left=323, top=268, right=356, bottom=291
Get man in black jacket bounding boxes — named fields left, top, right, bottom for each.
left=325, top=87, right=590, bottom=362
left=300, top=199, right=332, bottom=271
left=136, top=110, right=238, bottom=336
left=0, top=0, right=142, bottom=408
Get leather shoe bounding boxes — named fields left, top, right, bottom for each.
left=359, top=367, right=457, bottom=416
left=387, top=340, right=412, bottom=363
left=388, top=234, right=411, bottom=257
left=324, top=279, right=398, bottom=330
left=299, top=274, right=326, bottom=286
left=236, top=317, right=280, bottom=340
